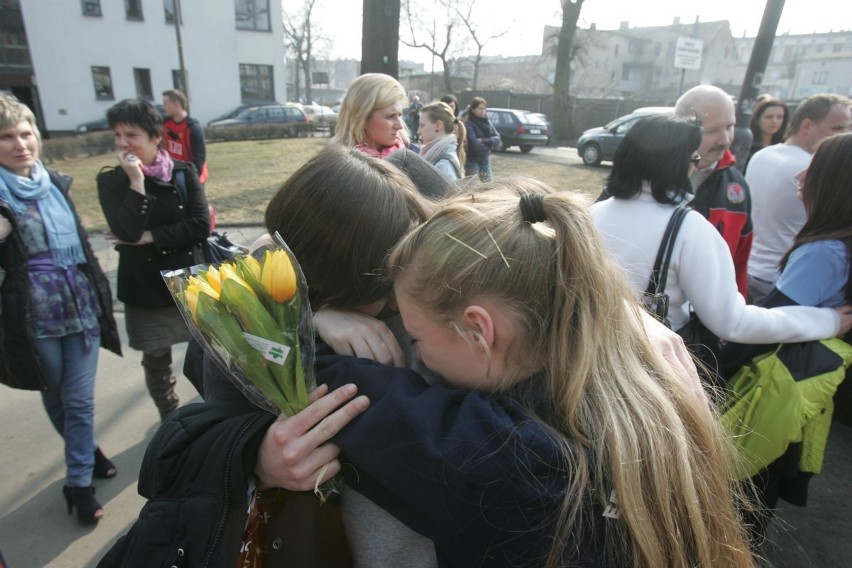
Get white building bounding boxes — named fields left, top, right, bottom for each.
left=734, top=31, right=852, bottom=100
left=9, top=0, right=287, bottom=135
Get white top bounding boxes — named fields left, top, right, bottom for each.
left=745, top=143, right=811, bottom=281
left=590, top=187, right=839, bottom=343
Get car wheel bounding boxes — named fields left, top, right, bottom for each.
left=581, top=143, right=602, bottom=166
left=519, top=144, right=533, bottom=153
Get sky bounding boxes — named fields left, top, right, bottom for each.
left=288, top=0, right=847, bottom=67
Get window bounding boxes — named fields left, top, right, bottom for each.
left=126, top=0, right=143, bottom=20
left=134, top=68, right=153, bottom=100
left=239, top=63, right=274, bottom=101
left=812, top=71, right=828, bottom=84
left=236, top=0, right=270, bottom=31
left=0, top=29, right=31, bottom=72
left=172, top=69, right=186, bottom=91
left=81, top=0, right=101, bottom=16
left=621, top=65, right=630, bottom=81
left=165, top=0, right=180, bottom=23
left=91, top=66, right=114, bottom=100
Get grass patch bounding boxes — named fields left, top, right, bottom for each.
left=53, top=138, right=606, bottom=232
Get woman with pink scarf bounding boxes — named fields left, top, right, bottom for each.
left=334, top=73, right=412, bottom=158
left=97, top=99, right=210, bottom=422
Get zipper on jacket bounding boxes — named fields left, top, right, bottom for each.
left=203, top=412, right=264, bottom=567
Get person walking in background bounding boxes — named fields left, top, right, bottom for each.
left=417, top=101, right=466, bottom=181
left=745, top=94, right=851, bottom=304
left=675, top=85, right=753, bottom=297
left=335, top=73, right=411, bottom=158
left=406, top=95, right=423, bottom=142
left=745, top=94, right=789, bottom=168
left=161, top=89, right=207, bottom=185
left=463, top=96, right=501, bottom=181
left=0, top=94, right=122, bottom=524
left=97, top=99, right=210, bottom=422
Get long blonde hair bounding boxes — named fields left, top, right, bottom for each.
left=388, top=179, right=755, bottom=567
left=334, top=73, right=410, bottom=147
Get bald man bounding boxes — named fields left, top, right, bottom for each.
left=675, top=85, right=753, bottom=298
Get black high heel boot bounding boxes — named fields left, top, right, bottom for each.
left=93, top=447, right=117, bottom=479
left=62, top=486, right=104, bottom=524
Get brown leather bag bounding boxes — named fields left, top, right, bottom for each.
left=238, top=489, right=353, bottom=568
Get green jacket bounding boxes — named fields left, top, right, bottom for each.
left=722, top=338, right=852, bottom=479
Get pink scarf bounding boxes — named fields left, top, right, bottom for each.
left=354, top=137, right=406, bottom=158
left=141, top=149, right=175, bottom=182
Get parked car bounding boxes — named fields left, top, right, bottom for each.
left=486, top=108, right=549, bottom=153
left=302, top=104, right=338, bottom=128
left=576, top=106, right=675, bottom=166
left=206, top=100, right=278, bottom=126
left=76, top=104, right=166, bottom=133
left=529, top=113, right=552, bottom=145
left=208, top=104, right=308, bottom=135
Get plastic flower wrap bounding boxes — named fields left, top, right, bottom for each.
left=163, top=233, right=315, bottom=416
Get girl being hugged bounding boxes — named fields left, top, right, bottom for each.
left=322, top=180, right=756, bottom=567
left=417, top=101, right=466, bottom=181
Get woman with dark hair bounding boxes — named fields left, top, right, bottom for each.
left=97, top=99, right=210, bottom=422
left=0, top=94, right=122, bottom=525
left=746, top=95, right=789, bottom=168
left=463, top=96, right=501, bottom=180
left=591, top=114, right=851, bottom=349
left=439, top=94, right=459, bottom=117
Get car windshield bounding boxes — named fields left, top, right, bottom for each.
left=234, top=107, right=261, bottom=120
left=525, top=113, right=546, bottom=125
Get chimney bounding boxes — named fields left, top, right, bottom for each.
left=619, top=21, right=629, bottom=31
left=590, top=23, right=596, bottom=31
left=673, top=17, right=680, bottom=26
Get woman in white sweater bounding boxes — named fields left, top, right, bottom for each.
left=591, top=114, right=852, bottom=345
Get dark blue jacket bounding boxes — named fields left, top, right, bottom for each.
left=318, top=354, right=611, bottom=567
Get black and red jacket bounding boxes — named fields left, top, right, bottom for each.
left=690, top=150, right=753, bottom=297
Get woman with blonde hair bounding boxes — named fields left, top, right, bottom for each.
left=334, top=73, right=410, bottom=157
left=417, top=101, right=466, bottom=180
left=0, top=95, right=122, bottom=524
left=315, top=180, right=757, bottom=567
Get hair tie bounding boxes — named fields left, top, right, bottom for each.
left=519, top=193, right=547, bottom=223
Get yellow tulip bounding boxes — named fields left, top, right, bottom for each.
left=261, top=249, right=297, bottom=303
left=202, top=265, right=222, bottom=294
left=242, top=255, right=262, bottom=282
left=220, top=263, right=254, bottom=293
left=184, top=276, right=220, bottom=323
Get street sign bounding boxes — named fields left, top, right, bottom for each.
left=674, top=37, right=703, bottom=70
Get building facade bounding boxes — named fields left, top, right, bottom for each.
left=4, top=0, right=287, bottom=136
left=734, top=31, right=852, bottom=100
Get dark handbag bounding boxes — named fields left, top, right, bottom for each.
left=202, top=230, right=248, bottom=263
left=173, top=170, right=248, bottom=263
left=641, top=206, right=690, bottom=326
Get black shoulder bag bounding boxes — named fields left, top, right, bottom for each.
left=641, top=205, right=690, bottom=326
left=642, top=205, right=721, bottom=383
left=174, top=170, right=248, bottom=263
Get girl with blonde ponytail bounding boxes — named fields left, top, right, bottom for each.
left=318, top=178, right=755, bottom=567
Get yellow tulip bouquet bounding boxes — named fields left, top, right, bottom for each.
left=162, top=233, right=314, bottom=416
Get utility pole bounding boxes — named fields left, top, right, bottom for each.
left=173, top=0, right=189, bottom=112
left=731, top=0, right=785, bottom=168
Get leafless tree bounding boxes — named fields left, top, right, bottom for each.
left=454, top=0, right=507, bottom=91
left=283, top=0, right=320, bottom=103
left=552, top=0, right=585, bottom=141
left=401, top=0, right=469, bottom=94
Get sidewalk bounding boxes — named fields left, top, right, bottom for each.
left=1, top=226, right=852, bottom=566
left=0, top=225, right=265, bottom=568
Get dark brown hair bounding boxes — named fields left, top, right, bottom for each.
left=264, top=144, right=433, bottom=308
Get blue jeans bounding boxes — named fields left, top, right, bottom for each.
left=465, top=159, right=493, bottom=181
left=35, top=332, right=100, bottom=487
